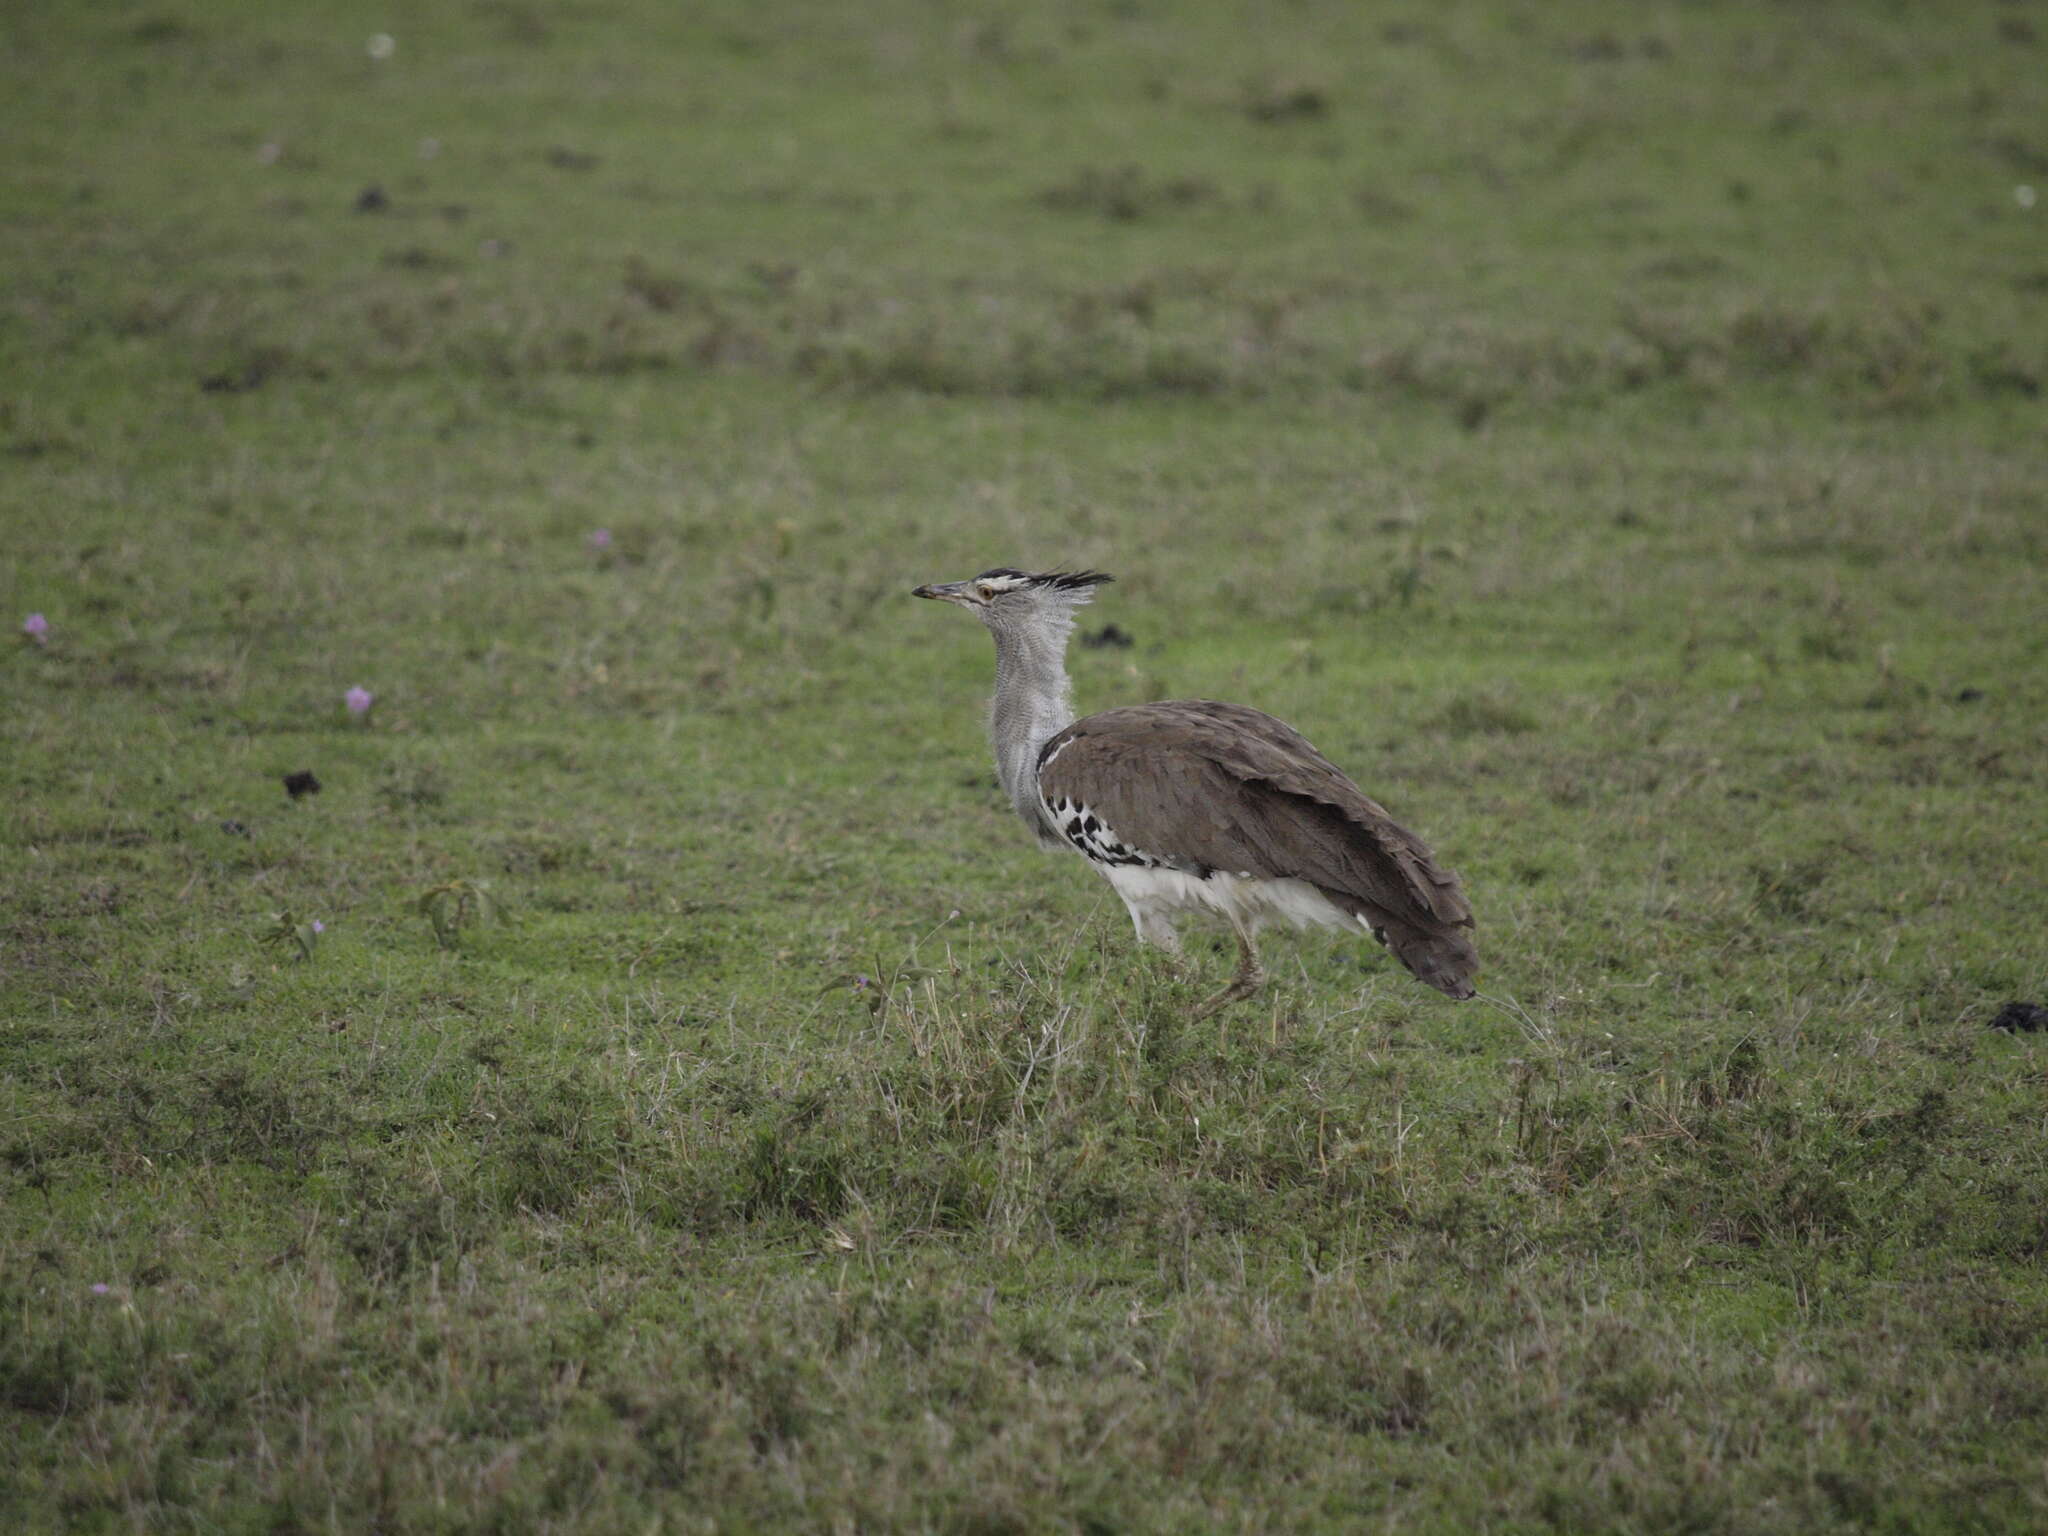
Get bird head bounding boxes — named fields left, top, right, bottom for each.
left=912, top=568, right=1113, bottom=636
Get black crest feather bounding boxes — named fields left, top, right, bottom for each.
left=973, top=567, right=1114, bottom=590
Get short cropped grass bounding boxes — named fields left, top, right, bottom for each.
left=4, top=1, right=2047, bottom=1530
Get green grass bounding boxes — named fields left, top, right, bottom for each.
left=5, top=1, right=2048, bottom=1529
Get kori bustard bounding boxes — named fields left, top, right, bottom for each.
left=914, top=568, right=1479, bottom=1018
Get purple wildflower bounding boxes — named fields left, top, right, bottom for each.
left=311, top=919, right=326, bottom=934
left=853, top=974, right=871, bottom=990
left=345, top=686, right=373, bottom=716
left=588, top=528, right=613, bottom=551
left=90, top=1283, right=111, bottom=1295
left=23, top=613, right=49, bottom=645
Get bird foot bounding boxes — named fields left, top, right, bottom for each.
left=1189, top=957, right=1267, bottom=1023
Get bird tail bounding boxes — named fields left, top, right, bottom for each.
left=1378, top=916, right=1480, bottom=1000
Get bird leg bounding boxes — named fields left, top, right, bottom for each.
left=1130, top=909, right=1191, bottom=982
left=1191, top=926, right=1267, bottom=1023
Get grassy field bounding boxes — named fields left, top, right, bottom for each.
left=5, top=0, right=2047, bottom=1529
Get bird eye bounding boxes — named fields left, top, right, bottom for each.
left=975, top=583, right=997, bottom=600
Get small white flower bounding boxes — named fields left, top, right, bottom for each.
left=367, top=33, right=396, bottom=60
left=2017, top=184, right=2038, bottom=211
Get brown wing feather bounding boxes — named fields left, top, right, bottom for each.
left=1038, top=701, right=1478, bottom=996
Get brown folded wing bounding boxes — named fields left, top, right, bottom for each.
left=1037, top=701, right=1478, bottom=996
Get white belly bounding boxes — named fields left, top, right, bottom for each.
left=1100, top=862, right=1360, bottom=947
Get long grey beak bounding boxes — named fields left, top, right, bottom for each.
left=912, top=580, right=975, bottom=604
